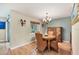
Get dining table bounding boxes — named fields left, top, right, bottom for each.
left=43, top=35, right=56, bottom=51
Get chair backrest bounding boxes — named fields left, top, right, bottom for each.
left=47, top=27, right=56, bottom=38
left=35, top=32, right=47, bottom=52
left=35, top=32, right=42, bottom=42
left=48, top=30, right=54, bottom=37
left=56, top=27, right=61, bottom=36
left=56, top=27, right=62, bottom=42
left=35, top=32, right=45, bottom=47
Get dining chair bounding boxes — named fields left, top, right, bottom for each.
left=35, top=32, right=47, bottom=53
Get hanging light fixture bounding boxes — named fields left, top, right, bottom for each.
left=43, top=11, right=52, bottom=24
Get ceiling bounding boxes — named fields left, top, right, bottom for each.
left=0, top=3, right=74, bottom=20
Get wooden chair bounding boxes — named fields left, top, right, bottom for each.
left=56, top=27, right=62, bottom=42
left=35, top=32, right=47, bottom=52
left=58, top=42, right=71, bottom=55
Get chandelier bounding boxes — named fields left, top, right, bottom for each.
left=43, top=11, right=52, bottom=24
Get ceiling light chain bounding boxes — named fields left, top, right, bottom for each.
left=43, top=10, right=52, bottom=24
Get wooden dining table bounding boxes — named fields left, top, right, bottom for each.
left=43, top=35, right=56, bottom=51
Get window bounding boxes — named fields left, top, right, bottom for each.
left=30, top=21, right=40, bottom=33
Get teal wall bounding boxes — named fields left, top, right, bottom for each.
left=48, top=17, right=71, bottom=41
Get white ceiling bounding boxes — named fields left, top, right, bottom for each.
left=0, top=3, right=74, bottom=20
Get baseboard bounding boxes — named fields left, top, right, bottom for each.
left=10, top=40, right=35, bottom=50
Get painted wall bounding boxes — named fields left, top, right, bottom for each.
left=0, top=4, right=10, bottom=17
left=10, top=10, right=42, bottom=48
left=48, top=17, right=71, bottom=41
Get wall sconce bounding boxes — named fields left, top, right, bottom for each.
left=20, top=19, right=26, bottom=26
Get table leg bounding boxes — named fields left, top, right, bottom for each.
left=48, top=40, right=50, bottom=51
